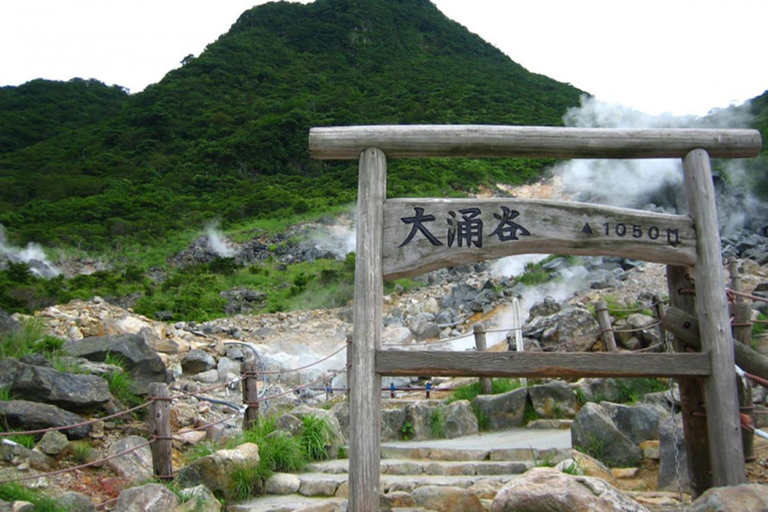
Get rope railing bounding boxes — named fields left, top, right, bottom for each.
left=0, top=438, right=155, bottom=484
left=0, top=400, right=154, bottom=438
left=169, top=373, right=244, bottom=401
left=255, top=342, right=349, bottom=375
left=384, top=326, right=521, bottom=348
left=254, top=366, right=349, bottom=405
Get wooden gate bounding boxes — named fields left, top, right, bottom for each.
left=309, top=125, right=762, bottom=511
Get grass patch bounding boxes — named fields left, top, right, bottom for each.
left=615, top=378, right=667, bottom=404
left=300, top=415, right=334, bottom=461
left=446, top=378, right=521, bottom=403
left=523, top=401, right=538, bottom=425
left=102, top=353, right=143, bottom=410
left=429, top=408, right=446, bottom=439
left=0, top=482, right=67, bottom=512
left=240, top=416, right=307, bottom=481
left=228, top=463, right=262, bottom=501
left=399, top=421, right=415, bottom=441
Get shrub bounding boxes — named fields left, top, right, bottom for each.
left=300, top=415, right=334, bottom=461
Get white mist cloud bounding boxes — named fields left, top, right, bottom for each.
left=0, top=224, right=60, bottom=277
left=555, top=96, right=754, bottom=211
left=205, top=223, right=235, bottom=258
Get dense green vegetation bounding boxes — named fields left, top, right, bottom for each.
left=0, top=78, right=128, bottom=154
left=0, top=0, right=583, bottom=250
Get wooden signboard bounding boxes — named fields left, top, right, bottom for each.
left=308, top=125, right=762, bottom=511
left=383, top=198, right=696, bottom=279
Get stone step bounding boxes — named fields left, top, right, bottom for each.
left=308, top=458, right=533, bottom=476
left=228, top=494, right=437, bottom=512
left=379, top=445, right=570, bottom=463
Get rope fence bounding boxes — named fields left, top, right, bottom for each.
left=0, top=342, right=357, bottom=489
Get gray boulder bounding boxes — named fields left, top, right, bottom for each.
left=614, top=313, right=660, bottom=349
left=522, top=305, right=601, bottom=352
left=114, top=483, right=179, bottom=512
left=601, top=402, right=668, bottom=445
left=408, top=314, right=441, bottom=341
left=36, top=430, right=69, bottom=456
left=441, top=284, right=480, bottom=310
left=106, top=435, right=153, bottom=484
left=573, top=378, right=620, bottom=404
left=0, top=400, right=91, bottom=439
left=528, top=381, right=578, bottom=419
left=442, top=400, right=479, bottom=438
left=406, top=402, right=434, bottom=441
left=181, top=349, right=216, bottom=374
left=59, top=492, right=96, bottom=512
left=63, top=333, right=172, bottom=394
left=176, top=486, right=222, bottom=512
left=0, top=358, right=110, bottom=413
left=0, top=309, right=20, bottom=337
left=175, top=443, right=260, bottom=494
left=330, top=401, right=349, bottom=440
left=412, top=485, right=484, bottom=512
left=571, top=402, right=643, bottom=467
left=382, top=408, right=408, bottom=441
left=688, top=483, right=768, bottom=512
left=490, top=467, right=650, bottom=512
left=473, top=387, right=528, bottom=429
left=658, top=415, right=689, bottom=492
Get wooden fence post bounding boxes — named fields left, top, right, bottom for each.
left=729, top=261, right=755, bottom=461
left=148, top=382, right=173, bottom=480
left=667, top=266, right=711, bottom=496
left=242, top=361, right=259, bottom=431
left=683, top=149, right=745, bottom=486
left=349, top=147, right=385, bottom=512
left=473, top=323, right=493, bottom=395
left=594, top=301, right=618, bottom=352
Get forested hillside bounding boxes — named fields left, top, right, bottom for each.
left=0, top=0, right=584, bottom=249
left=0, top=78, right=128, bottom=154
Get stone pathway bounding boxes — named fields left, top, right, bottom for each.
left=229, top=428, right=572, bottom=512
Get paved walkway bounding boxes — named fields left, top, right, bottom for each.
left=382, top=427, right=572, bottom=452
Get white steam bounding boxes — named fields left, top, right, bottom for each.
left=205, top=223, right=235, bottom=258
left=554, top=95, right=754, bottom=211
left=0, top=224, right=60, bottom=278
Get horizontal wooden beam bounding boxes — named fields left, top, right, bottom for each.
left=383, top=198, right=696, bottom=279
left=309, top=125, right=762, bottom=160
left=663, top=306, right=768, bottom=382
left=376, top=350, right=711, bottom=378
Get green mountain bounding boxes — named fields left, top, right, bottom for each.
left=1, top=0, right=586, bottom=249
left=0, top=78, right=128, bottom=155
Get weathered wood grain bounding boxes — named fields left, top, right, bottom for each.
left=383, top=198, right=696, bottom=279
left=349, top=148, right=386, bottom=512
left=309, top=125, right=761, bottom=160
left=375, top=351, right=711, bottom=378
left=148, top=382, right=173, bottom=480
left=682, top=149, right=746, bottom=486
left=666, top=265, right=712, bottom=496
left=663, top=306, right=768, bottom=384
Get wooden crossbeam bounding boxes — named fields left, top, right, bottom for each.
left=309, top=125, right=761, bottom=160
left=376, top=350, right=711, bottom=379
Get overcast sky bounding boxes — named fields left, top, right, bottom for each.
left=1, top=0, right=766, bottom=116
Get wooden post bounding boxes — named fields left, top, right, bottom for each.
left=473, top=323, right=493, bottom=395
left=682, top=149, right=746, bottom=486
left=242, top=361, right=259, bottom=431
left=594, top=301, right=618, bottom=352
left=652, top=294, right=666, bottom=346
left=729, top=261, right=755, bottom=461
left=667, top=266, right=712, bottom=496
left=148, top=382, right=173, bottom=480
left=349, top=147, right=385, bottom=512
